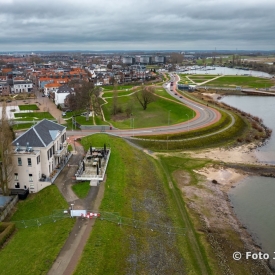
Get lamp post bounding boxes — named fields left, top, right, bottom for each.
left=186, top=114, right=189, bottom=132
left=132, top=117, right=135, bottom=137
left=70, top=203, right=74, bottom=217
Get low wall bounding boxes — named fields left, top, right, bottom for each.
left=0, top=196, right=18, bottom=222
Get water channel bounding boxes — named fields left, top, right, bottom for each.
left=221, top=95, right=275, bottom=268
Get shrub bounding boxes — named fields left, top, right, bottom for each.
left=0, top=222, right=16, bottom=248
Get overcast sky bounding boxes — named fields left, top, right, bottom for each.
left=0, top=0, right=274, bottom=51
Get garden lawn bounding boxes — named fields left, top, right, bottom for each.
left=12, top=122, right=34, bottom=130
left=102, top=94, right=194, bottom=129
left=14, top=112, right=55, bottom=121
left=0, top=185, right=74, bottom=275
left=18, top=104, right=39, bottom=111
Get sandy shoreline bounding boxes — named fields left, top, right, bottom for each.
left=179, top=145, right=273, bottom=273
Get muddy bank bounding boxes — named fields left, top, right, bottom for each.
left=175, top=164, right=273, bottom=274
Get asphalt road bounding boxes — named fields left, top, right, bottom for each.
left=14, top=74, right=221, bottom=138
left=65, top=73, right=221, bottom=138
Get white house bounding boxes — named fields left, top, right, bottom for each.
left=44, top=82, right=62, bottom=96
left=54, top=84, right=74, bottom=106
left=12, top=80, right=33, bottom=93
left=10, top=119, right=68, bottom=193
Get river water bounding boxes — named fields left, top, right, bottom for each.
left=221, top=95, right=275, bottom=268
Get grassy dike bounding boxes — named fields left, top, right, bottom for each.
left=73, top=134, right=218, bottom=275
left=0, top=186, right=75, bottom=275
left=131, top=110, right=248, bottom=151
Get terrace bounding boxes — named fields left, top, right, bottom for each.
left=75, top=145, right=111, bottom=185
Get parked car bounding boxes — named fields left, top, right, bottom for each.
left=42, top=94, right=45, bottom=97
left=62, top=112, right=66, bottom=116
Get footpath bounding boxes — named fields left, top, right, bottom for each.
left=47, top=138, right=106, bottom=275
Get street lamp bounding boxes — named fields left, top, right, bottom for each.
left=70, top=203, right=74, bottom=217
left=168, top=110, right=171, bottom=126
left=186, top=114, right=189, bottom=131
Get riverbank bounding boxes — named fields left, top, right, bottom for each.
left=181, top=145, right=274, bottom=273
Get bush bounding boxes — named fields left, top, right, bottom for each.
left=0, top=222, right=16, bottom=248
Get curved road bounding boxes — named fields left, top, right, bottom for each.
left=67, top=73, right=221, bottom=138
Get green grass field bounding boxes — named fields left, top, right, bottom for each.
left=178, top=74, right=275, bottom=88
left=73, top=134, right=212, bottom=274
left=18, top=104, right=39, bottom=111
left=0, top=186, right=74, bottom=275
left=102, top=90, right=134, bottom=98
left=12, top=122, right=34, bottom=130
left=75, top=115, right=95, bottom=125
left=72, top=181, right=91, bottom=198
left=102, top=85, right=136, bottom=91
left=14, top=112, right=55, bottom=121
left=101, top=94, right=195, bottom=129
left=202, top=75, right=274, bottom=88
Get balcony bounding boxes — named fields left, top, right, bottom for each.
left=54, top=143, right=68, bottom=157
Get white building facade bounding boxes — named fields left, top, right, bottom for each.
left=10, top=120, right=68, bottom=193
left=54, top=84, right=74, bottom=106
left=12, top=80, right=33, bottom=93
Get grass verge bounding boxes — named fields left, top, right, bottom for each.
left=72, top=181, right=90, bottom=199
left=0, top=185, right=74, bottom=275
left=131, top=111, right=248, bottom=151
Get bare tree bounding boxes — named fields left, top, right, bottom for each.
left=111, top=88, right=119, bottom=115
left=170, top=52, right=184, bottom=64
left=0, top=103, right=15, bottom=195
left=135, top=86, right=157, bottom=110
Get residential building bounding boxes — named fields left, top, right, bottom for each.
left=12, top=80, right=33, bottom=93
left=10, top=119, right=68, bottom=193
left=44, top=82, right=62, bottom=96
left=54, top=84, right=74, bottom=106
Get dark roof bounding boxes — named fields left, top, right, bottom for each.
left=12, top=119, right=66, bottom=148
left=56, top=84, right=73, bottom=94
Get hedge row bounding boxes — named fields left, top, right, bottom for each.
left=0, top=222, right=16, bottom=248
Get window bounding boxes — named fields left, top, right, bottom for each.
left=27, top=158, right=32, bottom=166
left=14, top=173, right=18, bottom=181
left=37, top=155, right=40, bottom=164
left=18, top=157, right=22, bottom=166
left=29, top=174, right=33, bottom=182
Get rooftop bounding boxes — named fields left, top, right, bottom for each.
left=12, top=119, right=66, bottom=148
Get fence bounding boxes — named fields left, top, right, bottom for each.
left=12, top=210, right=186, bottom=235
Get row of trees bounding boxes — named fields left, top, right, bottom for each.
left=0, top=103, right=15, bottom=196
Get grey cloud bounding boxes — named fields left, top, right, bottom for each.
left=0, top=0, right=274, bottom=50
